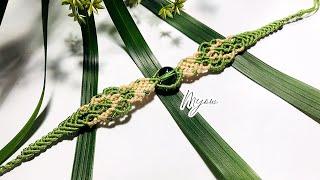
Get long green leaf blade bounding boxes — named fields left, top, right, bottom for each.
left=104, top=0, right=260, bottom=179
left=0, top=0, right=8, bottom=25
left=0, top=0, right=49, bottom=165
left=71, top=14, right=99, bottom=180
left=142, top=0, right=320, bottom=123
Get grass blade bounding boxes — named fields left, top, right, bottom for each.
left=0, top=0, right=8, bottom=25
left=104, top=0, right=260, bottom=179
left=71, top=14, right=99, bottom=180
left=142, top=0, right=320, bottom=123
left=0, top=0, right=49, bottom=165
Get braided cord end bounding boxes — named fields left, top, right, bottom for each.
left=0, top=116, right=86, bottom=176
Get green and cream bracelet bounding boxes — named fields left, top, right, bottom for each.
left=0, top=0, right=319, bottom=176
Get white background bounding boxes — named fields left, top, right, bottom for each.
left=0, top=0, right=320, bottom=179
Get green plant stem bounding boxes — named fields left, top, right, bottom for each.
left=104, top=0, right=260, bottom=179
left=0, top=0, right=49, bottom=166
left=71, top=13, right=99, bottom=180
left=0, top=0, right=8, bottom=25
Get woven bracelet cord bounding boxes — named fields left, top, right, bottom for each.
left=0, top=0, right=319, bottom=176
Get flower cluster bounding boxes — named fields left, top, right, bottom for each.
left=158, top=0, right=186, bottom=19
left=62, top=0, right=104, bottom=24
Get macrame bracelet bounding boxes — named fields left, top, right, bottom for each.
left=0, top=0, right=319, bottom=176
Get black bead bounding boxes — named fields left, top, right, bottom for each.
left=157, top=67, right=177, bottom=85
left=155, top=66, right=180, bottom=95
left=157, top=66, right=174, bottom=76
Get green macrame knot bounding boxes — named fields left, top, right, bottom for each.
left=194, top=40, right=232, bottom=74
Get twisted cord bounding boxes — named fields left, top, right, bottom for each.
left=0, top=95, right=111, bottom=175
left=1, top=0, right=319, bottom=176
left=0, top=116, right=85, bottom=175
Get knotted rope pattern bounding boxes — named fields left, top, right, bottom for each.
left=178, top=0, right=319, bottom=77
left=0, top=0, right=319, bottom=176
